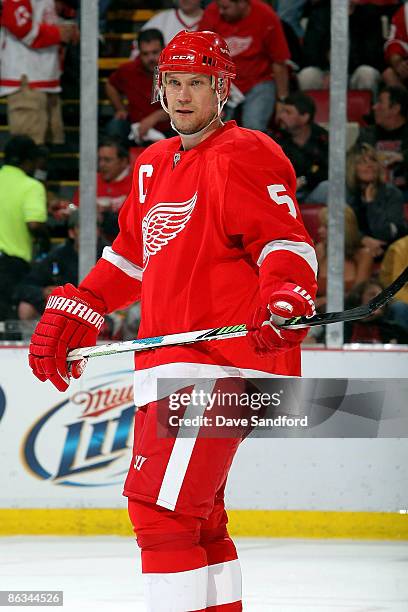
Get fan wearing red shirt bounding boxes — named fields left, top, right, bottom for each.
left=29, top=32, right=317, bottom=611
left=383, top=3, right=408, bottom=89
left=72, top=137, right=132, bottom=242
left=199, top=0, right=290, bottom=131
left=105, top=28, right=170, bottom=144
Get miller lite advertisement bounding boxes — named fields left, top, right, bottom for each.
left=0, top=349, right=135, bottom=507
left=0, top=348, right=407, bottom=511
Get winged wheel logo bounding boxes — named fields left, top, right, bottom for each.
left=142, top=192, right=197, bottom=269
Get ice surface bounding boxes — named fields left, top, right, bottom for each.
left=1, top=536, right=407, bottom=611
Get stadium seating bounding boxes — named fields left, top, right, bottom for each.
left=306, top=89, right=372, bottom=125
left=299, top=204, right=324, bottom=243
left=301, top=202, right=408, bottom=245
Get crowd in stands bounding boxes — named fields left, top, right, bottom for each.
left=0, top=0, right=407, bottom=344
left=105, top=28, right=171, bottom=144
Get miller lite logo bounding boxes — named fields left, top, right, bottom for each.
left=23, top=372, right=136, bottom=487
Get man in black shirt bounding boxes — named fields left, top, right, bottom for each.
left=274, top=91, right=329, bottom=203
left=16, top=210, right=106, bottom=321
left=357, top=86, right=408, bottom=196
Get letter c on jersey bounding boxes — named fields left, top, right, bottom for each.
left=139, top=165, right=154, bottom=204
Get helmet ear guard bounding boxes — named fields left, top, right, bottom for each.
left=151, top=66, right=162, bottom=104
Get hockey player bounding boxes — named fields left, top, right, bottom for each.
left=29, top=31, right=317, bottom=612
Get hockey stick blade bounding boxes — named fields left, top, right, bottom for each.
left=66, top=266, right=408, bottom=361
left=280, top=264, right=408, bottom=329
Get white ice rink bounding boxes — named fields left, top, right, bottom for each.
left=1, top=536, right=408, bottom=612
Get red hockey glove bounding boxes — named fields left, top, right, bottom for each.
left=29, top=284, right=106, bottom=392
left=247, top=283, right=316, bottom=354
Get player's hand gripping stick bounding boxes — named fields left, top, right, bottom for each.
left=29, top=284, right=105, bottom=391
left=246, top=283, right=316, bottom=354
left=64, top=265, right=408, bottom=364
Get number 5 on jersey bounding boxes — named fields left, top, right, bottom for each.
left=267, top=184, right=297, bottom=218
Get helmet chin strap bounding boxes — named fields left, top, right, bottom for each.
left=159, top=77, right=229, bottom=140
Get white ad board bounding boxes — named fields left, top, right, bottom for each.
left=0, top=347, right=407, bottom=511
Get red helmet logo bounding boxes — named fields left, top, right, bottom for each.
left=158, top=30, right=236, bottom=80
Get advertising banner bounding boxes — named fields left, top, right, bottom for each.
left=0, top=348, right=407, bottom=511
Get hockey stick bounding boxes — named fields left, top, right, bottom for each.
left=66, top=265, right=408, bottom=362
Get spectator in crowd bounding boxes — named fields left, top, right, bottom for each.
left=357, top=86, right=408, bottom=196
left=383, top=3, right=408, bottom=90
left=274, top=92, right=329, bottom=203
left=16, top=210, right=105, bottom=322
left=314, top=205, right=374, bottom=311
left=346, top=143, right=407, bottom=258
left=105, top=29, right=170, bottom=145
left=138, top=0, right=203, bottom=47
left=0, top=0, right=79, bottom=145
left=344, top=279, right=408, bottom=344
left=380, top=235, right=408, bottom=332
left=276, top=0, right=307, bottom=39
left=198, top=0, right=290, bottom=131
left=297, top=0, right=384, bottom=95
left=72, top=137, right=133, bottom=242
left=15, top=209, right=123, bottom=340
left=0, top=136, right=48, bottom=319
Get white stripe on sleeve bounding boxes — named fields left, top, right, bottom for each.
left=257, top=240, right=318, bottom=278
left=102, top=246, right=143, bottom=281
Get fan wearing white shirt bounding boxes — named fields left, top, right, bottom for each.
left=131, top=0, right=203, bottom=59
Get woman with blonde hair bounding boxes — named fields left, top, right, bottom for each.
left=315, top=205, right=374, bottom=310
left=346, top=143, right=406, bottom=258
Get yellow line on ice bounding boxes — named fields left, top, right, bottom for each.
left=0, top=509, right=407, bottom=539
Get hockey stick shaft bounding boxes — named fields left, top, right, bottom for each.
left=67, top=265, right=408, bottom=361
left=67, top=325, right=248, bottom=361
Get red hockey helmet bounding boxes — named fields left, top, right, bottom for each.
left=152, top=30, right=236, bottom=102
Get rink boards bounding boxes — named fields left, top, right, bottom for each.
left=0, top=346, right=407, bottom=539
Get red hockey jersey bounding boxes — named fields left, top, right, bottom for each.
left=198, top=0, right=290, bottom=94
left=385, top=4, right=408, bottom=62
left=80, top=122, right=317, bottom=405
left=0, top=0, right=62, bottom=96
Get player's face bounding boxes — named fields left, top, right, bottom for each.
left=216, top=0, right=247, bottom=22
left=98, top=146, right=128, bottom=182
left=139, top=40, right=163, bottom=73
left=165, top=72, right=220, bottom=135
